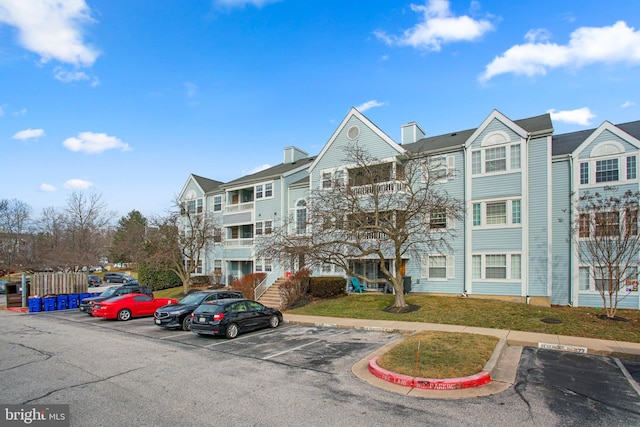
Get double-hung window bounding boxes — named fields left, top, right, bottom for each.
left=421, top=255, right=454, bottom=279
left=213, top=196, right=222, bottom=212
left=596, top=159, right=619, bottom=183
left=486, top=202, right=506, bottom=225
left=473, top=199, right=521, bottom=227
left=485, top=146, right=506, bottom=173
left=473, top=253, right=521, bottom=281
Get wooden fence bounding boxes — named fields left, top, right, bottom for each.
left=30, top=272, right=88, bottom=296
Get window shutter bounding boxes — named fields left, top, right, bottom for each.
left=448, top=212, right=455, bottom=229
left=421, top=256, right=429, bottom=278
left=447, top=256, right=455, bottom=279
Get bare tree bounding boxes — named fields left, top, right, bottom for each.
left=0, top=199, right=32, bottom=278
left=31, top=191, right=115, bottom=271
left=566, top=187, right=640, bottom=318
left=63, top=191, right=115, bottom=269
left=256, top=144, right=464, bottom=308
left=146, top=199, right=221, bottom=293
left=32, top=206, right=69, bottom=269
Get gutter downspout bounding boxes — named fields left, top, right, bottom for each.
left=524, top=133, right=531, bottom=303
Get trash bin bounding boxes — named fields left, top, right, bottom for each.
left=80, top=292, right=90, bottom=301
left=28, top=297, right=42, bottom=313
left=402, top=276, right=412, bottom=294
left=43, top=296, right=56, bottom=311
left=56, top=295, right=68, bottom=310
left=68, top=293, right=80, bottom=309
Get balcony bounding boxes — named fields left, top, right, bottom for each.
left=224, top=202, right=254, bottom=226
left=349, top=180, right=406, bottom=196
left=225, top=201, right=254, bottom=213
left=224, top=238, right=254, bottom=247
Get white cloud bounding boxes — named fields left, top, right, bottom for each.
left=375, top=0, right=494, bottom=51
left=356, top=100, right=387, bottom=112
left=63, top=131, right=132, bottom=154
left=53, top=67, right=99, bottom=86
left=524, top=28, right=551, bottom=43
left=12, top=128, right=44, bottom=140
left=0, top=0, right=99, bottom=67
left=40, top=183, right=56, bottom=192
left=63, top=179, right=92, bottom=189
left=0, top=104, right=5, bottom=116
left=548, top=107, right=596, bottom=126
left=13, top=108, right=27, bottom=116
left=481, top=21, right=640, bottom=81
left=622, top=101, right=636, bottom=108
left=214, top=0, right=280, bottom=8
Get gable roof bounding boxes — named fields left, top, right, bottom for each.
left=552, top=119, right=640, bottom=157
left=192, top=174, right=224, bottom=193
left=404, top=112, right=553, bottom=154
left=309, top=108, right=405, bottom=173
left=220, top=156, right=316, bottom=189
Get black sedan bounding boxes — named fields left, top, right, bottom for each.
left=153, top=290, right=243, bottom=331
left=190, top=298, right=282, bottom=339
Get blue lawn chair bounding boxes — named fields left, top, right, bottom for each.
left=350, top=277, right=366, bottom=293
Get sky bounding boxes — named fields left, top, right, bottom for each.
left=1, top=0, right=640, bottom=221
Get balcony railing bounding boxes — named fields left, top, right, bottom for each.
left=224, top=238, right=254, bottom=247
left=349, top=180, right=406, bottom=195
left=224, top=201, right=254, bottom=213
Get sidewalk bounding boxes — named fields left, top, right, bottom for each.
left=283, top=313, right=640, bottom=399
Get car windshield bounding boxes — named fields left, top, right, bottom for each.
left=193, top=303, right=223, bottom=315
left=101, top=287, right=119, bottom=297
left=178, top=293, right=208, bottom=305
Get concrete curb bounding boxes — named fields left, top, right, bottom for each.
left=368, top=356, right=491, bottom=390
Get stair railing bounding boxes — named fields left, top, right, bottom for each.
left=254, top=269, right=279, bottom=300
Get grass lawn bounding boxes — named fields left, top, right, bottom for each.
left=377, top=332, right=500, bottom=378
left=288, top=294, right=640, bottom=343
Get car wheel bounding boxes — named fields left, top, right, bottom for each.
left=269, top=315, right=280, bottom=328
left=225, top=323, right=239, bottom=339
left=181, top=316, right=191, bottom=331
left=117, top=309, right=132, bottom=321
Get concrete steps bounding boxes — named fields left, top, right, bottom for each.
left=258, top=278, right=286, bottom=309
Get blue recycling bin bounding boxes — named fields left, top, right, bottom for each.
left=43, top=297, right=56, bottom=311
left=56, top=295, right=68, bottom=310
left=80, top=293, right=90, bottom=301
left=68, top=293, right=80, bottom=309
left=28, top=297, right=42, bottom=313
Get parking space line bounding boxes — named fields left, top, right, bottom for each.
left=201, top=327, right=281, bottom=347
left=159, top=332, right=189, bottom=340
left=262, top=329, right=349, bottom=360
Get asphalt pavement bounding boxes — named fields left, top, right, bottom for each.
left=282, top=313, right=640, bottom=399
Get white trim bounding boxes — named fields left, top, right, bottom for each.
left=464, top=110, right=528, bottom=149
left=309, top=107, right=406, bottom=174
left=572, top=121, right=640, bottom=159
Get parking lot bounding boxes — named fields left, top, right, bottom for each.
left=40, top=308, right=400, bottom=374
left=2, top=307, right=640, bottom=426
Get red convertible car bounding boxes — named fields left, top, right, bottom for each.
left=92, top=294, right=178, bottom=321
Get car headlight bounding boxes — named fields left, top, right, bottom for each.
left=168, top=310, right=182, bottom=315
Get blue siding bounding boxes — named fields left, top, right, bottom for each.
left=472, top=174, right=522, bottom=200
left=312, top=115, right=401, bottom=185
left=551, top=159, right=571, bottom=305
left=472, top=228, right=522, bottom=251
left=578, top=293, right=639, bottom=310
left=473, top=282, right=521, bottom=296
left=528, top=135, right=550, bottom=297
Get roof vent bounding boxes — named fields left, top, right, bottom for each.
left=347, top=126, right=360, bottom=140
